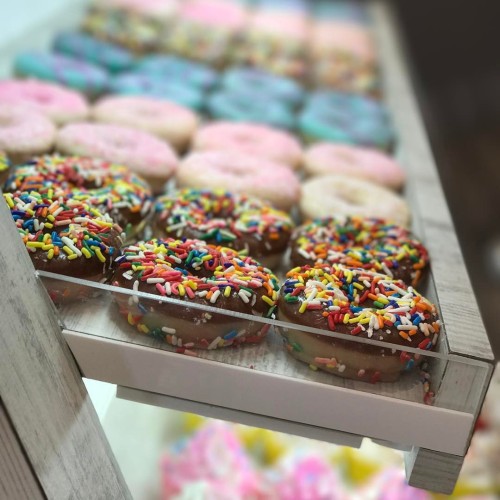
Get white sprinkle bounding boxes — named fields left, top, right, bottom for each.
left=238, top=290, right=250, bottom=303
left=208, top=336, right=221, bottom=350
left=61, top=237, right=82, bottom=257
left=210, top=290, right=221, bottom=303
left=397, top=325, right=416, bottom=330
left=122, top=271, right=133, bottom=281
left=161, top=326, right=176, bottom=334
left=146, top=278, right=165, bottom=284
left=338, top=364, right=346, bottom=373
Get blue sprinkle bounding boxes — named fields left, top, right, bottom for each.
left=223, top=330, right=238, bottom=340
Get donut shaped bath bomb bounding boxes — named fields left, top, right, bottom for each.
left=134, top=55, right=218, bottom=90
left=92, top=95, right=199, bottom=151
left=53, top=32, right=134, bottom=73
left=207, top=90, right=295, bottom=130
left=4, top=189, right=123, bottom=301
left=0, top=106, right=56, bottom=165
left=176, top=151, right=301, bottom=211
left=55, top=123, right=178, bottom=193
left=14, top=51, right=109, bottom=98
left=5, top=155, right=153, bottom=240
left=221, top=67, right=304, bottom=106
left=300, top=174, right=410, bottom=227
left=110, top=72, right=204, bottom=110
left=299, top=91, right=395, bottom=151
left=290, top=216, right=429, bottom=286
left=112, top=238, right=280, bottom=350
left=153, top=189, right=294, bottom=269
left=0, top=151, right=11, bottom=185
left=304, top=143, right=405, bottom=190
left=193, top=122, right=302, bottom=170
left=0, top=80, right=89, bottom=126
left=278, top=264, right=441, bottom=382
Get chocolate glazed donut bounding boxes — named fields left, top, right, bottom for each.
left=153, top=189, right=294, bottom=270
left=277, top=264, right=440, bottom=383
left=111, top=238, right=280, bottom=351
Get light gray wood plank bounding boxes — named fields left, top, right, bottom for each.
left=405, top=447, right=464, bottom=495
left=0, top=201, right=131, bottom=499
left=371, top=2, right=494, bottom=361
left=0, top=401, right=44, bottom=500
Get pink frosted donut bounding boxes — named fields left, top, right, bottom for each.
left=304, top=143, right=405, bottom=190
left=92, top=95, right=199, bottom=152
left=180, top=0, right=247, bottom=30
left=251, top=11, right=309, bottom=42
left=0, top=105, right=55, bottom=164
left=55, top=123, right=178, bottom=192
left=193, top=122, right=303, bottom=170
left=176, top=151, right=301, bottom=211
left=0, top=80, right=89, bottom=126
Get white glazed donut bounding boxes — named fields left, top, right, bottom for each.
left=300, top=174, right=410, bottom=227
left=92, top=95, right=199, bottom=152
left=176, top=151, right=301, bottom=211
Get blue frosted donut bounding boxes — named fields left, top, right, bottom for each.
left=110, top=73, right=204, bottom=110
left=312, top=0, right=369, bottom=23
left=53, top=32, right=134, bottom=73
left=134, top=55, right=218, bottom=90
left=221, top=67, right=304, bottom=106
left=299, top=91, right=396, bottom=150
left=14, top=51, right=109, bottom=98
left=207, top=89, right=295, bottom=130
left=254, top=0, right=310, bottom=13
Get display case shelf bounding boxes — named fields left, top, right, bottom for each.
left=0, top=1, right=495, bottom=495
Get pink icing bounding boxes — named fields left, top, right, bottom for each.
left=179, top=0, right=247, bottom=30
left=193, top=121, right=302, bottom=170
left=305, top=143, right=405, bottom=190
left=251, top=11, right=309, bottom=41
left=177, top=151, right=301, bottom=211
left=311, top=21, right=376, bottom=63
left=0, top=105, right=55, bottom=155
left=55, top=123, right=178, bottom=185
left=160, top=422, right=267, bottom=499
left=92, top=95, right=198, bottom=149
left=0, top=79, right=89, bottom=126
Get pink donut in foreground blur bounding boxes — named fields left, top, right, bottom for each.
left=176, top=151, right=301, bottom=211
left=0, top=79, right=89, bottom=126
left=0, top=105, right=56, bottom=164
left=305, top=142, right=405, bottom=190
left=55, top=123, right=178, bottom=192
left=92, top=95, right=199, bottom=151
left=193, top=121, right=303, bottom=170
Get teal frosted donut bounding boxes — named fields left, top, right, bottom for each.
left=221, top=67, right=304, bottom=106
left=207, top=90, right=295, bottom=130
left=110, top=73, right=204, bottom=110
left=299, top=91, right=396, bottom=150
left=134, top=55, right=218, bottom=90
left=14, top=51, right=109, bottom=98
left=53, top=32, right=134, bottom=73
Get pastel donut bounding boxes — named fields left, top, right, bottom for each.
left=112, top=237, right=280, bottom=350
left=207, top=90, right=295, bottom=130
left=153, top=189, right=294, bottom=269
left=278, top=264, right=440, bottom=382
left=193, top=122, right=302, bottom=170
left=300, top=174, right=410, bottom=227
left=0, top=151, right=11, bottom=186
left=55, top=123, right=178, bottom=193
left=304, top=143, right=405, bottom=190
left=290, top=216, right=429, bottom=286
left=134, top=55, right=218, bottom=90
left=5, top=155, right=153, bottom=240
left=4, top=189, right=123, bottom=301
left=176, top=151, right=301, bottom=212
left=14, top=51, right=109, bottom=98
left=312, top=1, right=369, bottom=23
left=299, top=91, right=395, bottom=150
left=0, top=106, right=56, bottom=165
left=110, top=73, right=204, bottom=110
left=92, top=95, right=199, bottom=152
left=0, top=80, right=89, bottom=126
left=53, top=32, right=134, bottom=73
left=221, top=67, right=304, bottom=106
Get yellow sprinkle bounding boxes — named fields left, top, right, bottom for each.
left=44, top=223, right=53, bottom=229
left=178, top=284, right=185, bottom=297
left=224, top=286, right=231, bottom=297
left=94, top=247, right=106, bottom=263
left=309, top=364, right=318, bottom=371
left=47, top=215, right=55, bottom=222
left=343, top=314, right=349, bottom=324
left=127, top=313, right=135, bottom=325
left=299, top=302, right=308, bottom=314
left=348, top=317, right=360, bottom=323
left=43, top=233, right=51, bottom=242
left=68, top=254, right=78, bottom=260
left=202, top=254, right=213, bottom=261
left=26, top=242, right=44, bottom=248
left=261, top=295, right=275, bottom=307
left=360, top=318, right=371, bottom=324
left=353, top=282, right=364, bottom=290
left=272, top=290, right=278, bottom=301
left=62, top=245, right=74, bottom=256
left=26, top=209, right=35, bottom=216
left=377, top=296, right=389, bottom=305
left=47, top=249, right=54, bottom=260
left=346, top=270, right=353, bottom=283
left=5, top=196, right=14, bottom=208
left=290, top=266, right=301, bottom=274
left=138, top=324, right=149, bottom=334
left=41, top=244, right=54, bottom=251
left=82, top=248, right=91, bottom=259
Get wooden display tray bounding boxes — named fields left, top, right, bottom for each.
left=0, top=1, right=495, bottom=495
